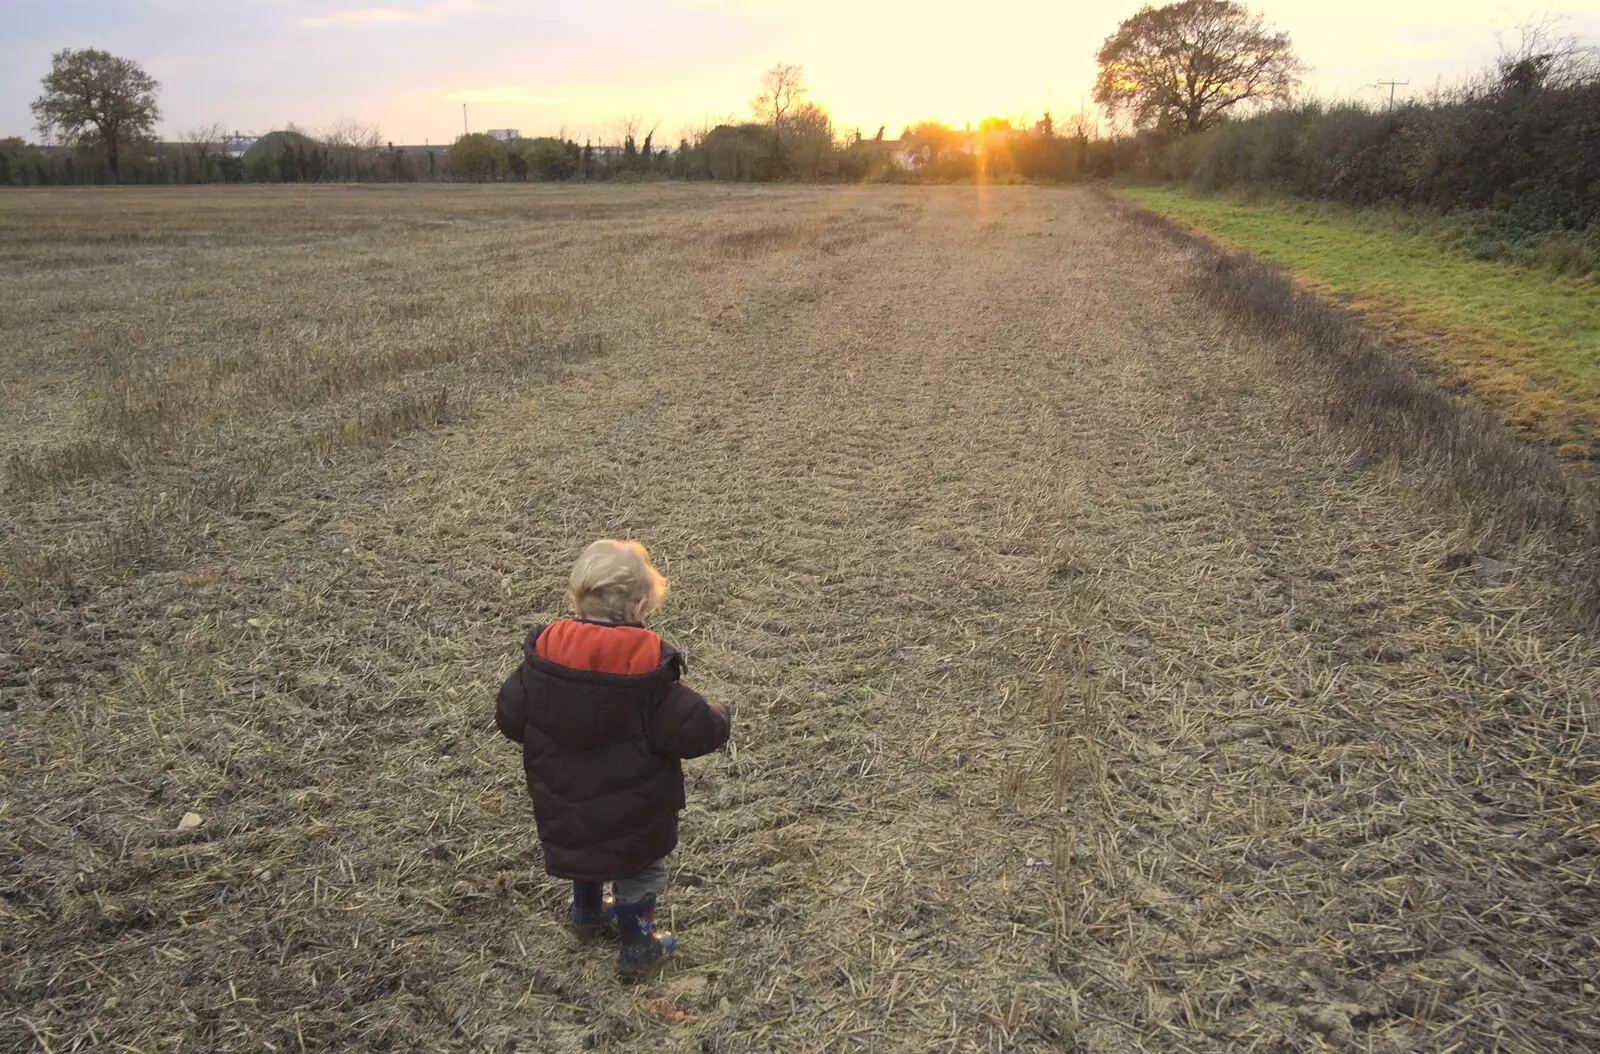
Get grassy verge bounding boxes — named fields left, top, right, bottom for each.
left=1103, top=191, right=1599, bottom=624
left=1117, top=185, right=1600, bottom=456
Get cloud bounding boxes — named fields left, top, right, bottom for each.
left=297, top=1, right=499, bottom=29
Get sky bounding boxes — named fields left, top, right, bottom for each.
left=3, top=0, right=1599, bottom=145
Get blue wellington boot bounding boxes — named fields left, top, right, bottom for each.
left=570, top=881, right=615, bottom=938
left=615, top=896, right=676, bottom=973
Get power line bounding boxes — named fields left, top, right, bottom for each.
left=1374, top=79, right=1410, bottom=109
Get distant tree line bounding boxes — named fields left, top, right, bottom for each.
left=7, top=7, right=1598, bottom=250
left=0, top=8, right=1300, bottom=190
left=2, top=56, right=1108, bottom=187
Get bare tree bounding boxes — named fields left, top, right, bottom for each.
left=321, top=117, right=383, bottom=150
left=317, top=118, right=381, bottom=181
left=675, top=118, right=710, bottom=150
left=615, top=114, right=645, bottom=147
left=1093, top=0, right=1302, bottom=134
left=1495, top=15, right=1600, bottom=93
left=30, top=48, right=162, bottom=180
left=1061, top=109, right=1098, bottom=140
left=752, top=63, right=807, bottom=139
left=678, top=113, right=738, bottom=149
left=182, top=121, right=230, bottom=182
left=608, top=114, right=657, bottom=170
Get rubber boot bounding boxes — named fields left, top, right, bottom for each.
left=615, top=896, right=675, bottom=973
left=570, top=881, right=615, bottom=938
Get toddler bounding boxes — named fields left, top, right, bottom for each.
left=494, top=539, right=730, bottom=972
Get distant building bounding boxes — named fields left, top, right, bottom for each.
left=487, top=129, right=520, bottom=142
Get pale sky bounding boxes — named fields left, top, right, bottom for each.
left=2, top=0, right=1597, bottom=145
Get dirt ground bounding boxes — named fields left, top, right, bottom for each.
left=3, top=185, right=1598, bottom=1053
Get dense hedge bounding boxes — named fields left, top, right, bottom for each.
left=1144, top=74, right=1600, bottom=234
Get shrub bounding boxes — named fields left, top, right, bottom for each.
left=447, top=133, right=506, bottom=182
left=1124, top=66, right=1600, bottom=272
left=524, top=138, right=578, bottom=181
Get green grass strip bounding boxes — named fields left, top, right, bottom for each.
left=1117, top=186, right=1600, bottom=421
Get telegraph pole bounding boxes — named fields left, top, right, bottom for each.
left=1375, top=80, right=1409, bottom=109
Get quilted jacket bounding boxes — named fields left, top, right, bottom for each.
left=494, top=619, right=730, bottom=880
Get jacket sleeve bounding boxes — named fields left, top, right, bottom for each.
left=647, top=683, right=730, bottom=759
left=494, top=665, right=528, bottom=744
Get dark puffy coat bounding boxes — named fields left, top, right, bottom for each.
left=494, top=620, right=730, bottom=880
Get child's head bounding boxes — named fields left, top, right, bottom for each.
left=566, top=539, right=669, bottom=623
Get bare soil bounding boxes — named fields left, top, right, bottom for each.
left=3, top=185, right=1598, bottom=1053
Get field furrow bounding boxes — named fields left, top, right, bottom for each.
left=2, top=185, right=1596, bottom=1053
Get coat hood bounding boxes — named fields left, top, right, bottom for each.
left=519, top=624, right=683, bottom=750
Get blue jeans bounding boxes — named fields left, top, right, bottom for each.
left=612, top=858, right=668, bottom=905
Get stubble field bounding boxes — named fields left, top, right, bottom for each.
left=2, top=184, right=1598, bottom=1053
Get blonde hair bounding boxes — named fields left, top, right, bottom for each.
left=566, top=539, right=669, bottom=623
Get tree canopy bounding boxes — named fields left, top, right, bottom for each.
left=1093, top=0, right=1301, bottom=134
left=901, top=121, right=955, bottom=169
left=524, top=138, right=578, bottom=181
left=30, top=48, right=161, bottom=179
left=782, top=101, right=836, bottom=180
left=447, top=133, right=506, bottom=182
